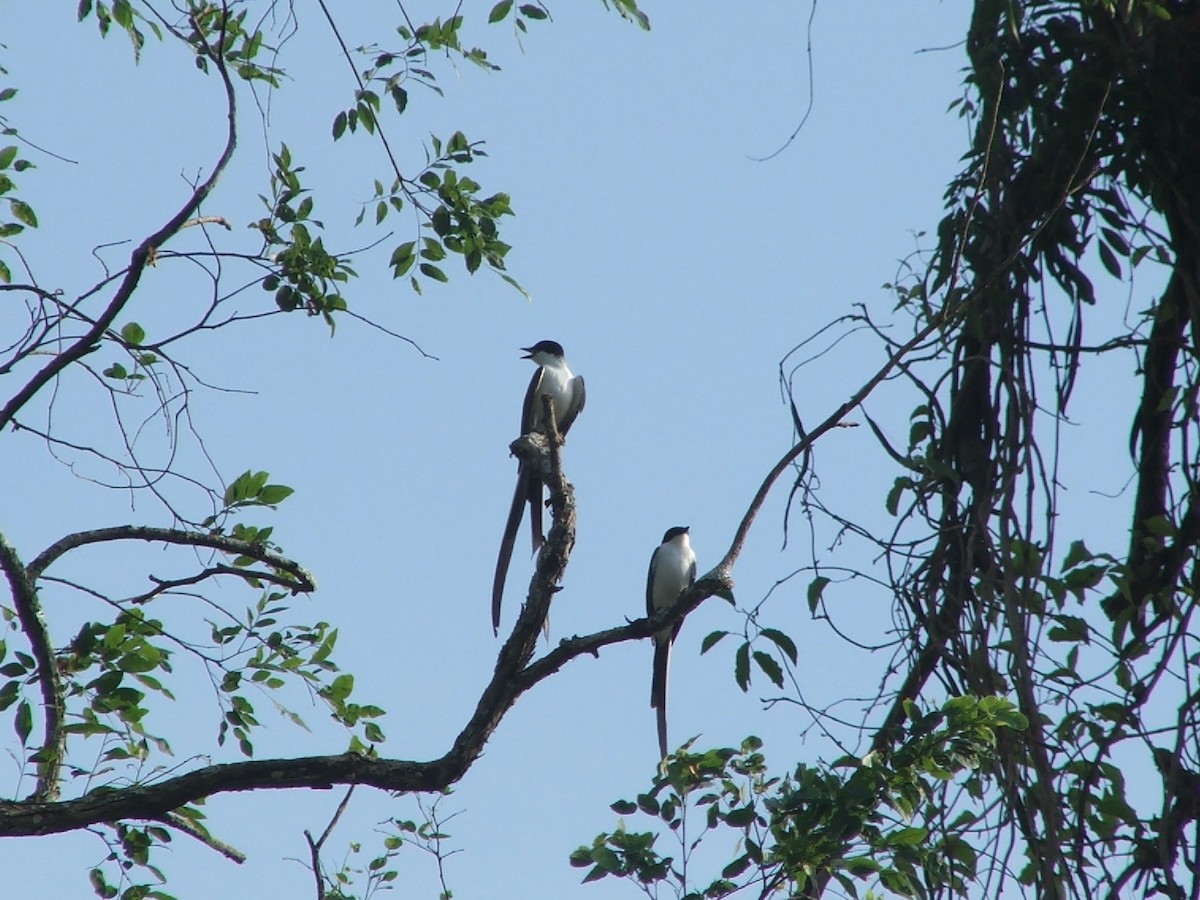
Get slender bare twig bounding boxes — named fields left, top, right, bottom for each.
left=303, top=784, right=358, bottom=900
left=158, top=810, right=247, bottom=864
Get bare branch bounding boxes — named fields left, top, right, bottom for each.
left=27, top=525, right=316, bottom=592
left=126, top=564, right=312, bottom=605
left=158, top=810, right=247, bottom=864
left=303, top=784, right=357, bottom=900
left=718, top=308, right=957, bottom=577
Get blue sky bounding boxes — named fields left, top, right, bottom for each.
left=0, top=2, right=1158, bottom=897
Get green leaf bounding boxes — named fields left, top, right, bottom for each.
left=591, top=845, right=620, bottom=872
left=500, top=272, right=531, bottom=300
left=420, top=237, right=447, bottom=261
left=700, top=630, right=728, bottom=654
left=10, top=199, right=37, bottom=228
left=734, top=643, right=750, bottom=691
left=888, top=826, right=929, bottom=847
left=258, top=484, right=294, bottom=505
left=581, top=865, right=607, bottom=884
left=994, top=707, right=1029, bottom=730
left=519, top=4, right=548, bottom=20
left=0, top=146, right=16, bottom=170
left=89, top=868, right=108, bottom=896
left=112, top=0, right=133, bottom=29
left=389, top=242, right=417, bottom=278
left=722, top=854, right=751, bottom=878
left=843, top=855, right=882, bottom=876
left=1061, top=539, right=1093, bottom=570
left=489, top=0, right=513, bottom=22
left=328, top=673, right=354, bottom=703
left=1098, top=239, right=1122, bottom=279
left=419, top=263, right=448, bottom=283
left=120, top=321, right=145, bottom=345
left=886, top=477, right=911, bottom=516
left=752, top=650, right=784, bottom=688
left=760, top=628, right=798, bottom=664
left=14, top=699, right=32, bottom=746
left=1047, top=614, right=1090, bottom=644
left=807, top=576, right=830, bottom=613
left=724, top=805, right=758, bottom=827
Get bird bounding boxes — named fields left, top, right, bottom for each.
left=491, top=340, right=586, bottom=636
left=647, top=526, right=696, bottom=759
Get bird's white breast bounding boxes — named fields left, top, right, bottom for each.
left=651, top=537, right=695, bottom=614
left=531, top=361, right=577, bottom=430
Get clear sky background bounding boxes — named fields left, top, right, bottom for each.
left=0, top=2, right=1155, bottom=897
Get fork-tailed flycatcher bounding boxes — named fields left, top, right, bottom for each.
left=648, top=526, right=696, bottom=759
left=491, top=340, right=586, bottom=635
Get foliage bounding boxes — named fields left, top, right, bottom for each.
left=574, top=697, right=1027, bottom=899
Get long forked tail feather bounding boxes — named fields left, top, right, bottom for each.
left=492, top=467, right=531, bottom=635
left=651, top=640, right=671, bottom=758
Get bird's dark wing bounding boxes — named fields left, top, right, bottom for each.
left=516, top=367, right=549, bottom=555
left=521, top=367, right=544, bottom=433
left=646, top=546, right=658, bottom=618
left=493, top=465, right=533, bottom=635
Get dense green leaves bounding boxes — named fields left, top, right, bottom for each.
left=222, top=470, right=295, bottom=511
left=251, top=146, right=354, bottom=330
left=576, top=698, right=1024, bottom=897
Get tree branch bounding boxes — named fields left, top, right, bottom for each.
left=27, top=525, right=315, bottom=592
left=303, top=783, right=357, bottom=900
left=718, top=308, right=956, bottom=578
left=0, top=11, right=240, bottom=432
left=0, top=530, right=65, bottom=802
left=0, top=397, right=735, bottom=836
left=159, top=810, right=247, bottom=864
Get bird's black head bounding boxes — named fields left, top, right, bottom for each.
left=521, top=340, right=565, bottom=359
left=662, top=526, right=690, bottom=543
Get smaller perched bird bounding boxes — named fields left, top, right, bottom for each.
left=647, top=526, right=696, bottom=759
left=492, top=340, right=586, bottom=635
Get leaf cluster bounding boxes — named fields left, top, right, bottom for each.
left=573, top=697, right=1027, bottom=899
